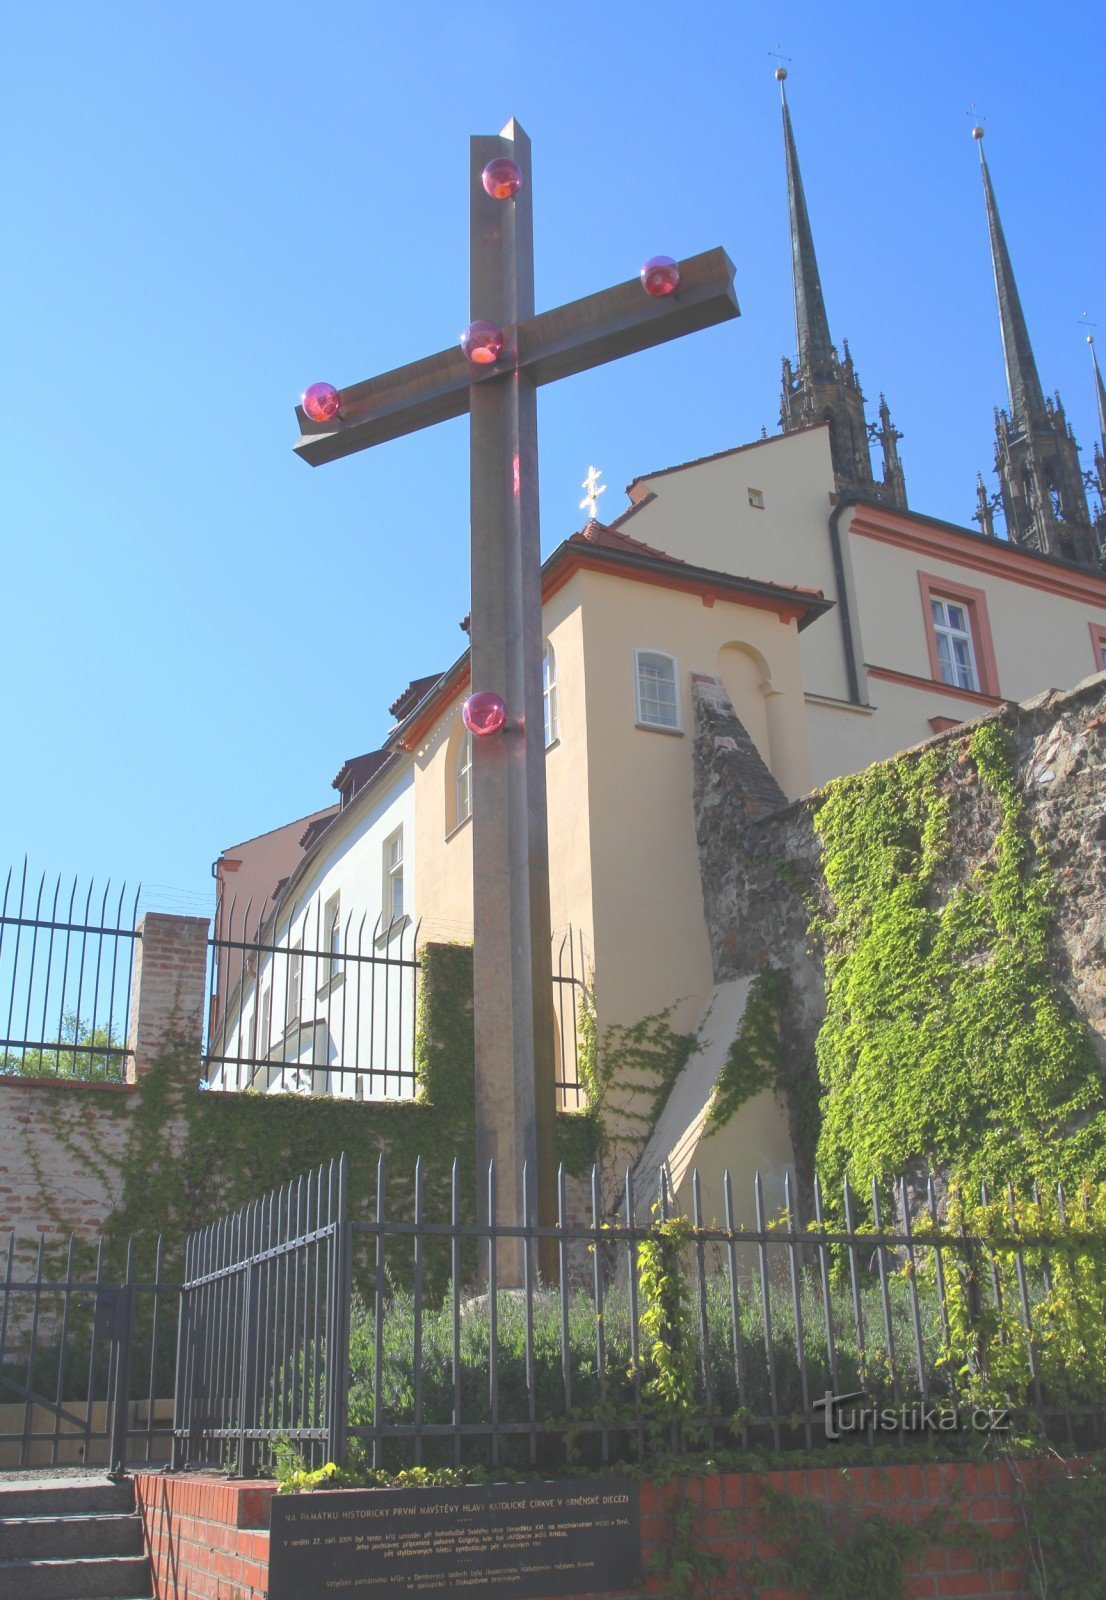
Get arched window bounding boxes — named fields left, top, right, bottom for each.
left=455, top=728, right=473, bottom=826
left=542, top=640, right=558, bottom=747
left=634, top=648, right=681, bottom=731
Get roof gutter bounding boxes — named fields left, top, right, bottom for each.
left=828, top=497, right=863, bottom=705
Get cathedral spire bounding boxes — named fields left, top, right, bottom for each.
left=975, top=127, right=1046, bottom=431
left=1090, top=335, right=1106, bottom=456
left=971, top=125, right=1096, bottom=566
left=1089, top=335, right=1106, bottom=549
left=778, top=67, right=834, bottom=370
left=775, top=67, right=906, bottom=508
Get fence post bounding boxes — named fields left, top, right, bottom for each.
left=126, top=913, right=209, bottom=1082
left=327, top=1156, right=352, bottom=1467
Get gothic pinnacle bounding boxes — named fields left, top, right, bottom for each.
left=974, top=125, right=1047, bottom=432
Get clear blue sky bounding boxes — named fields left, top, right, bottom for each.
left=3, top=1, right=1103, bottom=917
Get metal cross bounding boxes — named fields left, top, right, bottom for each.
left=579, top=465, right=606, bottom=521
left=293, top=120, right=738, bottom=1266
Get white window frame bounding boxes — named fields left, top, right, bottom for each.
left=257, top=983, right=271, bottom=1059
left=930, top=598, right=979, bottom=693
left=383, top=828, right=404, bottom=927
left=455, top=729, right=473, bottom=827
left=285, top=941, right=303, bottom=1030
left=634, top=648, right=682, bottom=731
left=323, top=892, right=341, bottom=984
left=542, top=640, right=558, bottom=747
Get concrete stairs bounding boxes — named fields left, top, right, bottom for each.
left=0, top=1479, right=150, bottom=1600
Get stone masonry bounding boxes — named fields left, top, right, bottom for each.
left=690, top=669, right=1106, bottom=1173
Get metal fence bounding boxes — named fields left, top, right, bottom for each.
left=0, top=865, right=139, bottom=1083
left=170, top=1156, right=1105, bottom=1479
left=206, top=900, right=588, bottom=1107
left=204, top=894, right=421, bottom=1098
left=0, top=1232, right=177, bottom=1470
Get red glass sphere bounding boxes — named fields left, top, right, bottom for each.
left=302, top=382, right=341, bottom=423
left=640, top=256, right=681, bottom=297
left=461, top=320, right=505, bottom=366
left=462, top=691, right=508, bottom=736
left=482, top=158, right=523, bottom=200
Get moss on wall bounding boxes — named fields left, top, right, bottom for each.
left=22, top=943, right=595, bottom=1264
left=810, top=720, right=1106, bottom=1201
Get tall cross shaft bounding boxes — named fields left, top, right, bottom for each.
left=294, top=120, right=739, bottom=1265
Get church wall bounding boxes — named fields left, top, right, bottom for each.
left=412, top=700, right=475, bottom=944
left=409, top=570, right=596, bottom=959
left=846, top=519, right=1106, bottom=758
left=210, top=763, right=415, bottom=1093
left=576, top=566, right=810, bottom=1041
left=540, top=578, right=597, bottom=962
left=623, top=426, right=856, bottom=706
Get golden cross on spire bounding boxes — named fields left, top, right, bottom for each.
left=579, top=464, right=606, bottom=521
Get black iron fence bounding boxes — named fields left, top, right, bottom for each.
left=206, top=901, right=588, bottom=1107
left=170, top=1156, right=1106, bottom=1479
left=0, top=865, right=140, bottom=1083
left=0, top=1232, right=177, bottom=1469
left=204, top=894, right=421, bottom=1098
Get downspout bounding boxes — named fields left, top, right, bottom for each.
left=827, top=498, right=862, bottom=704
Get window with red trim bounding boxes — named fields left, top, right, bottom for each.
left=1091, top=623, right=1106, bottom=673
left=917, top=572, right=1000, bottom=698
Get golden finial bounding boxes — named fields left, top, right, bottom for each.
left=775, top=65, right=788, bottom=81
left=971, top=125, right=985, bottom=140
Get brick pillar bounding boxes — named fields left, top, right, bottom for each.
left=126, top=914, right=210, bottom=1082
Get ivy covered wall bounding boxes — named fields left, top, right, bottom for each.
left=692, top=671, right=1106, bottom=1201
left=0, top=942, right=599, bottom=1257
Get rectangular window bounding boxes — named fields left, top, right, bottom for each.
left=384, top=828, right=404, bottom=925
left=543, top=642, right=558, bottom=747
left=635, top=649, right=681, bottom=730
left=930, top=597, right=979, bottom=692
left=324, top=892, right=341, bottom=982
left=747, top=487, right=765, bottom=509
left=918, top=573, right=999, bottom=699
left=286, top=942, right=302, bottom=1029
left=257, top=984, right=271, bottom=1059
left=1091, top=623, right=1106, bottom=672
left=455, top=732, right=473, bottom=827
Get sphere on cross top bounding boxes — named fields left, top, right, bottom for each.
left=461, top=321, right=505, bottom=365
left=301, top=382, right=341, bottom=423
left=640, top=257, right=681, bottom=298
left=462, top=692, right=508, bottom=736
left=482, top=158, right=522, bottom=200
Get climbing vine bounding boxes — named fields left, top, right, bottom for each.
left=706, top=969, right=789, bottom=1132
left=811, top=720, right=1106, bottom=1206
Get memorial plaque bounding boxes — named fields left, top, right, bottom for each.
left=268, top=1478, right=641, bottom=1600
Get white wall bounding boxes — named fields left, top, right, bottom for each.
left=209, top=761, right=416, bottom=1098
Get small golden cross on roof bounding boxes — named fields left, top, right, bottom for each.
left=579, top=464, right=606, bottom=521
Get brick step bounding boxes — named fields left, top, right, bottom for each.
left=0, top=1484, right=134, bottom=1520
left=0, top=1554, right=150, bottom=1600
left=0, top=1514, right=143, bottom=1561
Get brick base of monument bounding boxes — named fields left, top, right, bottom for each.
left=132, top=1458, right=1064, bottom=1600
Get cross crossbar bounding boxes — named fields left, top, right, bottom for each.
left=294, top=246, right=739, bottom=465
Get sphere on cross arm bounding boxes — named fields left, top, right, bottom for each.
left=462, top=692, right=508, bottom=736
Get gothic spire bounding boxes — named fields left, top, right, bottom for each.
left=778, top=68, right=834, bottom=370
left=975, top=127, right=1046, bottom=432
left=1090, top=335, right=1106, bottom=454
left=775, top=68, right=907, bottom=509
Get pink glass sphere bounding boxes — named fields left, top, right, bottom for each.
left=640, top=256, right=681, bottom=297
left=462, top=691, right=508, bottom=736
left=482, top=158, right=523, bottom=200
left=461, top=320, right=505, bottom=366
left=302, top=382, right=341, bottom=423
